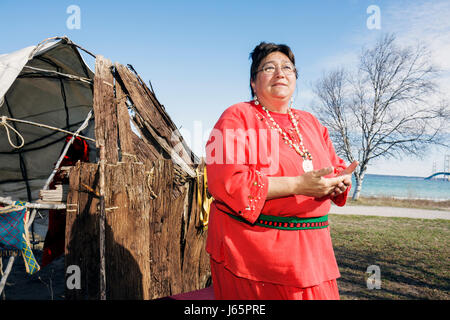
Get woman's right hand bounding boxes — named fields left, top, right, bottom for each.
left=294, top=167, right=349, bottom=198
left=266, top=164, right=357, bottom=200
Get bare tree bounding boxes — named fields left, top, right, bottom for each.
left=314, top=34, right=450, bottom=200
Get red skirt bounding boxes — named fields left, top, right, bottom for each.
left=210, top=258, right=340, bottom=300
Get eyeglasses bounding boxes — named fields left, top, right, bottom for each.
left=256, top=62, right=296, bottom=75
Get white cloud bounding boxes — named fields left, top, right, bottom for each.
left=384, top=0, right=450, bottom=98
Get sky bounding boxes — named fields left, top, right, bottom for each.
left=1, top=0, right=449, bottom=177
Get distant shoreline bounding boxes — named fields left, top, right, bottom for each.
left=347, top=195, right=450, bottom=211
left=353, top=194, right=450, bottom=202
left=363, top=173, right=450, bottom=180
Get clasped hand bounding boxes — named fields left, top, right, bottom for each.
left=296, top=161, right=359, bottom=198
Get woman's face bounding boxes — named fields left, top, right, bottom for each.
left=251, top=51, right=296, bottom=106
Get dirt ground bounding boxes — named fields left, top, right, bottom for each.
left=2, top=250, right=65, bottom=300
left=1, top=214, right=65, bottom=300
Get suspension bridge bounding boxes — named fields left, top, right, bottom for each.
left=425, top=155, right=450, bottom=180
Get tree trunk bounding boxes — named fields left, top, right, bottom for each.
left=352, top=179, right=362, bottom=201
left=352, top=169, right=366, bottom=201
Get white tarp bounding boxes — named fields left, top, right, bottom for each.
left=0, top=46, right=34, bottom=102
left=0, top=37, right=95, bottom=201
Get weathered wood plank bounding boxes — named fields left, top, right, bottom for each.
left=115, top=63, right=169, bottom=137
left=144, top=159, right=210, bottom=298
left=181, top=161, right=210, bottom=292
left=66, top=57, right=212, bottom=300
left=104, top=162, right=151, bottom=299
left=115, top=80, right=135, bottom=161
left=93, top=56, right=118, bottom=163
left=114, top=64, right=196, bottom=168
left=65, top=160, right=211, bottom=299
left=132, top=133, right=162, bottom=164
left=65, top=162, right=101, bottom=300
left=147, top=160, right=182, bottom=298
left=136, top=113, right=197, bottom=178
left=126, top=65, right=178, bottom=133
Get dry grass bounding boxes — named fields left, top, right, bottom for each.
left=330, top=214, right=450, bottom=300
left=348, top=196, right=450, bottom=211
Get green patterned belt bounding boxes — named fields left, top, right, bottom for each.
left=224, top=212, right=329, bottom=231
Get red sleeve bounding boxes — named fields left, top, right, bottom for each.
left=321, top=124, right=350, bottom=207
left=206, top=116, right=269, bottom=224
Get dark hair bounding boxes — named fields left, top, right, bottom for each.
left=249, top=42, right=298, bottom=97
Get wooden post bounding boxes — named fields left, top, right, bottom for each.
left=98, top=143, right=106, bottom=300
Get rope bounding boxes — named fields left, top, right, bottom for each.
left=1, top=116, right=25, bottom=148
left=0, top=116, right=95, bottom=150
left=22, top=66, right=93, bottom=84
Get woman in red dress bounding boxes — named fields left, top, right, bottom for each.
left=205, top=42, right=358, bottom=300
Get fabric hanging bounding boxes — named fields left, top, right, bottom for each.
left=0, top=201, right=40, bottom=275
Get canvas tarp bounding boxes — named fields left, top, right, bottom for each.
left=0, top=37, right=95, bottom=201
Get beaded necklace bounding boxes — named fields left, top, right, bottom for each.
left=260, top=104, right=314, bottom=172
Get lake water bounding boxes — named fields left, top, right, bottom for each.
left=349, top=174, right=450, bottom=201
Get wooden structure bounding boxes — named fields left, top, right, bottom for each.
left=64, top=56, right=211, bottom=299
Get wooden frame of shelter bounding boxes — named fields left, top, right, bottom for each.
left=0, top=37, right=211, bottom=300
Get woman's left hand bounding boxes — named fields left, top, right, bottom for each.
left=330, top=161, right=358, bottom=198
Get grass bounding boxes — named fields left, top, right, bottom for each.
left=347, top=196, right=450, bottom=211
left=330, top=214, right=450, bottom=300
